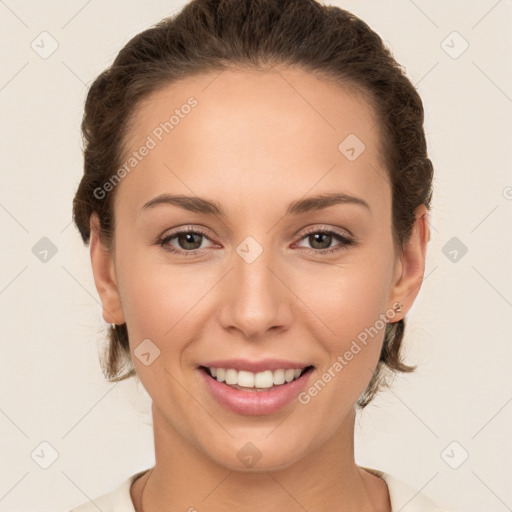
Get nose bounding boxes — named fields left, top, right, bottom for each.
left=216, top=242, right=294, bottom=340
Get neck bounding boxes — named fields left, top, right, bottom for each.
left=136, top=405, right=387, bottom=512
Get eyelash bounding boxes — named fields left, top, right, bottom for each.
left=158, top=226, right=354, bottom=257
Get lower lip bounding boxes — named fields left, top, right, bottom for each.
left=198, top=367, right=314, bottom=416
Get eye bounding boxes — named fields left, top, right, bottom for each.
left=294, top=227, right=354, bottom=255
left=158, top=225, right=355, bottom=257
left=158, top=227, right=216, bottom=256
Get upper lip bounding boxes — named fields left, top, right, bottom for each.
left=200, top=358, right=313, bottom=373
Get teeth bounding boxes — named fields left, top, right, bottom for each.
left=208, top=366, right=307, bottom=389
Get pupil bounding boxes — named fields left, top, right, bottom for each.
left=180, top=232, right=201, bottom=250
left=311, top=233, right=330, bottom=249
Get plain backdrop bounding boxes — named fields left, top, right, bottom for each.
left=0, top=1, right=511, bottom=511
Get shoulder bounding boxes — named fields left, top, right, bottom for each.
left=362, top=466, right=453, bottom=512
left=67, top=470, right=148, bottom=512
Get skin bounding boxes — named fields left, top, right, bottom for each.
left=89, top=66, right=429, bottom=512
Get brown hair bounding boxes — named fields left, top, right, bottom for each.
left=72, top=0, right=433, bottom=408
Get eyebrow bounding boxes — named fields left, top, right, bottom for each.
left=141, top=192, right=371, bottom=217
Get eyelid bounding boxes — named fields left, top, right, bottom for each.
left=298, top=224, right=353, bottom=239
left=159, top=225, right=217, bottom=249
left=160, top=223, right=353, bottom=241
left=291, top=226, right=354, bottom=254
left=158, top=224, right=355, bottom=255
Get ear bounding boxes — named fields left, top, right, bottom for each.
left=388, top=204, right=430, bottom=318
left=89, top=213, right=125, bottom=325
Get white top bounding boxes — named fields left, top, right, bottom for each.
left=68, top=467, right=451, bottom=512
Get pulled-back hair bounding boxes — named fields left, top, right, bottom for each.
left=72, top=0, right=433, bottom=408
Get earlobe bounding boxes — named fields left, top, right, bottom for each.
left=89, top=213, right=125, bottom=325
left=388, top=205, right=430, bottom=319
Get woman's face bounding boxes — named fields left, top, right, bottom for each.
left=91, top=66, right=425, bottom=470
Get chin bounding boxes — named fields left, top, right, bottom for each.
left=199, top=431, right=313, bottom=473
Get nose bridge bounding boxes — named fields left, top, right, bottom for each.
left=218, top=234, right=291, bottom=338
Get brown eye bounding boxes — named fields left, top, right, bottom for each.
left=175, top=232, right=204, bottom=250
left=159, top=227, right=215, bottom=256
left=295, top=228, right=354, bottom=255
left=307, top=232, right=334, bottom=250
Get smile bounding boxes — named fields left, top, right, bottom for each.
left=198, top=364, right=315, bottom=415
left=204, top=366, right=312, bottom=390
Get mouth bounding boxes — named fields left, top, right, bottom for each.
left=198, top=363, right=315, bottom=415
left=199, top=364, right=315, bottom=392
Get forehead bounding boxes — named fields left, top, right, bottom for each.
left=115, top=66, right=389, bottom=217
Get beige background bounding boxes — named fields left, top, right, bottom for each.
left=0, top=1, right=511, bottom=511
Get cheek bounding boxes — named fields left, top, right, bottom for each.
left=293, top=266, right=392, bottom=422
left=300, top=257, right=393, bottom=349
left=114, top=247, right=186, bottom=350
left=116, top=248, right=220, bottom=367
left=292, top=249, right=395, bottom=408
